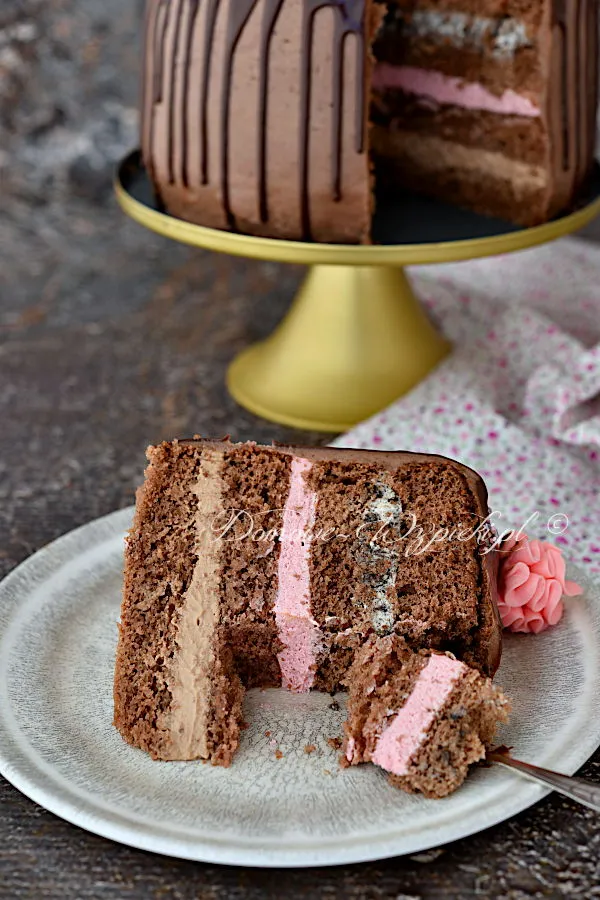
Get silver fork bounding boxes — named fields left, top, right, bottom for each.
left=488, top=748, right=600, bottom=813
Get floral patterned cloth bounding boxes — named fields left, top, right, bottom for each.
left=336, top=236, right=600, bottom=575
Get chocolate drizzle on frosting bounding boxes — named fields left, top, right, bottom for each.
left=152, top=0, right=170, bottom=106
left=221, top=0, right=261, bottom=230
left=300, top=1, right=366, bottom=238
left=167, top=0, right=186, bottom=185
left=331, top=1, right=365, bottom=202
left=200, top=0, right=220, bottom=185
left=144, top=0, right=170, bottom=181
left=587, top=0, right=599, bottom=165
left=550, top=0, right=598, bottom=204
left=181, top=0, right=201, bottom=187
left=141, top=5, right=154, bottom=176
left=143, top=0, right=369, bottom=234
left=258, top=0, right=286, bottom=222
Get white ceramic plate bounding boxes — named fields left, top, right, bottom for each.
left=0, top=508, right=599, bottom=868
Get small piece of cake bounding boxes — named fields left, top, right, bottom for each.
left=113, top=438, right=502, bottom=764
left=342, top=635, right=509, bottom=798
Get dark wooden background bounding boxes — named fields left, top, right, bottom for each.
left=1, top=2, right=600, bottom=896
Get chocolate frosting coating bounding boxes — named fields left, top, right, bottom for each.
left=547, top=0, right=599, bottom=216
left=141, top=0, right=376, bottom=243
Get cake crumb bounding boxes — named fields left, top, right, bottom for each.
left=329, top=700, right=340, bottom=711
left=304, top=744, right=316, bottom=754
left=410, top=849, right=445, bottom=864
left=275, top=750, right=283, bottom=760
left=264, top=730, right=271, bottom=737
left=328, top=737, right=342, bottom=751
left=323, top=769, right=331, bottom=776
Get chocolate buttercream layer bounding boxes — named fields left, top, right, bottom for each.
left=374, top=127, right=552, bottom=225
left=163, top=446, right=225, bottom=761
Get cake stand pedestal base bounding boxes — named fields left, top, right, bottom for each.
left=116, top=152, right=600, bottom=433
left=227, top=265, right=449, bottom=433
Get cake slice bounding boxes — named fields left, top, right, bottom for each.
left=114, top=438, right=502, bottom=763
left=342, top=634, right=509, bottom=797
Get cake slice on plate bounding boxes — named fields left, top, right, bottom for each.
left=113, top=438, right=502, bottom=763
left=342, top=634, right=510, bottom=797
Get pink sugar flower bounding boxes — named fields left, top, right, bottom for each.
left=497, top=533, right=582, bottom=634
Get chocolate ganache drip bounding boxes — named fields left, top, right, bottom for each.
left=200, top=0, right=220, bottom=185
left=551, top=0, right=598, bottom=199
left=152, top=0, right=170, bottom=107
left=167, top=0, right=186, bottom=185
left=331, top=1, right=366, bottom=202
left=181, top=0, right=202, bottom=187
left=143, top=0, right=170, bottom=181
left=300, top=0, right=366, bottom=238
left=258, top=0, right=286, bottom=223
left=144, top=0, right=368, bottom=235
left=221, top=0, right=262, bottom=230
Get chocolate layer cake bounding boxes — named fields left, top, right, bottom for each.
left=140, top=0, right=598, bottom=241
left=342, top=634, right=509, bottom=797
left=114, top=438, right=502, bottom=763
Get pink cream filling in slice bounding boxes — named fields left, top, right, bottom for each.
left=372, top=63, right=540, bottom=117
left=372, top=655, right=467, bottom=776
left=274, top=457, right=321, bottom=692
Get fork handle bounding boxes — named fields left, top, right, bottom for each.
left=489, top=752, right=600, bottom=813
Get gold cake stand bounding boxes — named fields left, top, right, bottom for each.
left=116, top=151, right=600, bottom=432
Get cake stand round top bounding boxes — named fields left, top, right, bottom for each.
left=116, top=151, right=600, bottom=265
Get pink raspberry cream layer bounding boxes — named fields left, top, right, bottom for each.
left=274, top=457, right=321, bottom=692
left=372, top=63, right=541, bottom=118
left=371, top=655, right=467, bottom=776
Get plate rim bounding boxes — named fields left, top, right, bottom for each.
left=0, top=507, right=598, bottom=868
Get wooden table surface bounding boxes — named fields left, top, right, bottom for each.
left=2, top=1, right=600, bottom=896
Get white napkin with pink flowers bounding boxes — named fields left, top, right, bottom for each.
left=336, top=236, right=600, bottom=576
